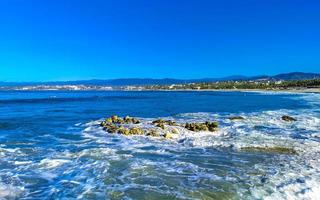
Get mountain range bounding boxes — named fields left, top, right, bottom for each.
left=0, top=72, right=319, bottom=86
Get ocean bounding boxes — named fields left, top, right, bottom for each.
left=0, top=91, right=319, bottom=199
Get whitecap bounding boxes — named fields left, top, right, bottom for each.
left=39, top=158, right=71, bottom=169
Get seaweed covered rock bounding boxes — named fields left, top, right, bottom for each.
left=146, top=129, right=161, bottom=137
left=152, top=119, right=166, bottom=124
left=129, top=127, right=144, bottom=135
left=117, top=126, right=130, bottom=135
left=152, top=119, right=177, bottom=128
left=240, top=146, right=296, bottom=154
left=157, top=123, right=165, bottom=129
left=104, top=115, right=124, bottom=124
left=185, top=123, right=208, bottom=132
left=100, top=120, right=109, bottom=127
left=166, top=120, right=177, bottom=126
left=281, top=115, right=296, bottom=122
left=103, top=115, right=141, bottom=125
left=100, top=115, right=218, bottom=138
left=123, top=116, right=140, bottom=124
left=205, top=121, right=219, bottom=132
left=228, top=116, right=245, bottom=120
left=102, top=123, right=119, bottom=133
left=185, top=121, right=218, bottom=132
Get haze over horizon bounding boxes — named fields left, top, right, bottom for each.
left=1, top=0, right=320, bottom=81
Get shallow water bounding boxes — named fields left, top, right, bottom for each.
left=0, top=91, right=319, bottom=199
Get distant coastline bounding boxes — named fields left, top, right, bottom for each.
left=156, top=88, right=320, bottom=93
left=1, top=73, right=319, bottom=93
left=0, top=86, right=319, bottom=93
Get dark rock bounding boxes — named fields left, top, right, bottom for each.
left=228, top=116, right=245, bottom=120
left=205, top=121, right=219, bottom=132
left=112, top=115, right=124, bottom=124
left=185, top=122, right=218, bottom=132
left=147, top=129, right=161, bottom=137
left=166, top=120, right=177, bottom=126
left=260, top=177, right=268, bottom=184
left=281, top=115, right=296, bottom=122
left=240, top=146, right=296, bottom=154
left=123, top=116, right=140, bottom=124
left=152, top=119, right=165, bottom=124
left=103, top=124, right=119, bottom=133
left=156, top=123, right=165, bottom=129
left=152, top=119, right=177, bottom=126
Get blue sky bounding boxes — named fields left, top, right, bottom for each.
left=0, top=0, right=319, bottom=81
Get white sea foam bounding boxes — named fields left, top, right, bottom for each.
left=0, top=184, right=24, bottom=199
left=2, top=92, right=317, bottom=199
left=80, top=93, right=320, bottom=199
left=39, top=158, right=71, bottom=169
left=13, top=161, right=33, bottom=165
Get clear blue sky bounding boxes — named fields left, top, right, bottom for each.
left=0, top=0, right=319, bottom=81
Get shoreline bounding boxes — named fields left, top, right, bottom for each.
left=147, top=88, right=320, bottom=93
left=0, top=88, right=319, bottom=93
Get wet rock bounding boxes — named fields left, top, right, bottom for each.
left=260, top=177, right=268, bottom=184
left=146, top=129, right=161, bottom=137
left=166, top=120, right=177, bottom=126
left=102, top=115, right=124, bottom=124
left=164, top=132, right=173, bottom=139
left=103, top=124, right=119, bottom=133
left=156, top=123, right=165, bottom=129
left=170, top=128, right=179, bottom=134
left=152, top=119, right=177, bottom=126
left=240, top=146, right=296, bottom=154
left=104, top=117, right=113, bottom=124
left=185, top=122, right=218, bottom=132
left=152, top=119, right=165, bottom=124
left=281, top=115, right=296, bottom=122
left=205, top=121, right=219, bottom=132
left=101, top=115, right=220, bottom=138
left=185, top=123, right=202, bottom=132
left=228, top=116, right=245, bottom=120
left=112, top=115, right=125, bottom=124
left=129, top=127, right=144, bottom=135
left=100, top=120, right=109, bottom=127
left=117, top=126, right=130, bottom=135
left=123, top=116, right=140, bottom=124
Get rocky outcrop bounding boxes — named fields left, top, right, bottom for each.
left=100, top=116, right=219, bottom=139
left=129, top=127, right=144, bottom=135
left=240, top=146, right=296, bottom=154
left=146, top=129, right=161, bottom=137
left=281, top=115, right=296, bottom=122
left=102, top=115, right=141, bottom=125
left=228, top=116, right=245, bottom=120
left=152, top=119, right=177, bottom=129
left=124, top=116, right=140, bottom=124
left=184, top=121, right=219, bottom=132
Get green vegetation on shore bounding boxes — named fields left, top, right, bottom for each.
left=143, top=79, right=320, bottom=90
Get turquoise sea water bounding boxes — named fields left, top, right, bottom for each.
left=0, top=91, right=319, bottom=199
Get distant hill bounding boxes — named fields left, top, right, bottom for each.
left=0, top=72, right=319, bottom=86
left=270, top=72, right=320, bottom=81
